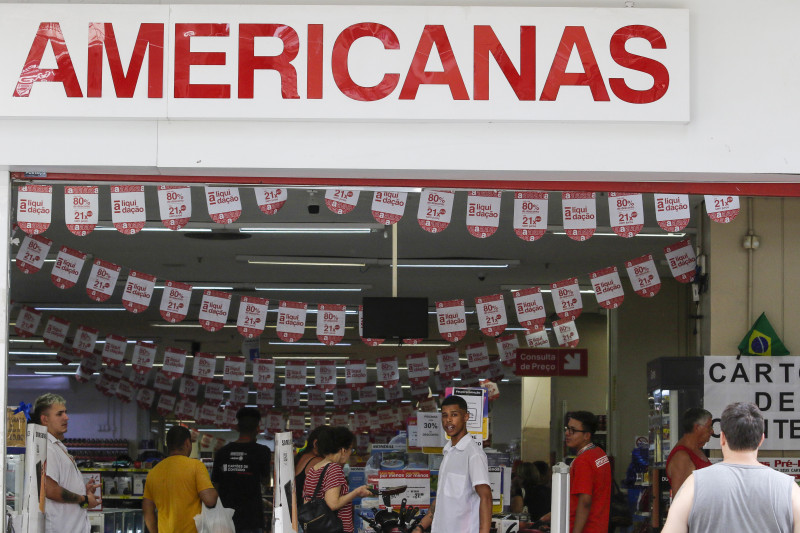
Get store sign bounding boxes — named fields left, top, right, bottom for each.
left=0, top=6, right=689, bottom=122
left=515, top=348, right=588, bottom=377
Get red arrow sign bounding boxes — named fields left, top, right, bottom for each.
left=515, top=348, right=588, bottom=377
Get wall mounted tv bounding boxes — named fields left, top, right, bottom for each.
left=361, top=297, right=429, bottom=339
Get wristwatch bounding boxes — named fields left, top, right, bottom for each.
left=80, top=495, right=90, bottom=508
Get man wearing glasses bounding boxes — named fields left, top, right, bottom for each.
left=564, top=411, right=611, bottom=533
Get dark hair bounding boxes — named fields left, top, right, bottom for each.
left=682, top=407, right=712, bottom=434
left=317, top=426, right=354, bottom=456
left=720, top=402, right=763, bottom=451
left=515, top=462, right=541, bottom=487
left=532, top=460, right=549, bottom=482
left=166, top=425, right=192, bottom=452
left=568, top=411, right=598, bottom=436
left=441, top=395, right=468, bottom=412
left=236, top=407, right=261, bottom=434
left=296, top=425, right=332, bottom=461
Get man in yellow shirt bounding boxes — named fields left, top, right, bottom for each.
left=143, top=426, right=218, bottom=533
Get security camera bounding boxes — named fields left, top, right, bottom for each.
left=307, top=190, right=320, bottom=214
left=478, top=273, right=486, bottom=282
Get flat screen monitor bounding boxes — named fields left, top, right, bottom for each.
left=361, top=297, right=429, bottom=339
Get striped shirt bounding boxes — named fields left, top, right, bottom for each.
left=303, top=462, right=353, bottom=532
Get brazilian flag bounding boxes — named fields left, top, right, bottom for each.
left=737, top=312, right=790, bottom=356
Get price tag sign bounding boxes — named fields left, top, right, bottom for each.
left=157, top=185, right=192, bottom=230
left=317, top=303, right=346, bottom=345
left=160, top=280, right=192, bottom=323
left=466, top=190, right=501, bottom=238
left=325, top=189, right=360, bottom=214
left=378, top=471, right=430, bottom=508
left=436, top=299, right=467, bottom=342
left=237, top=295, right=269, bottom=338
left=513, top=191, right=548, bottom=241
left=551, top=277, right=583, bottom=319
left=562, top=192, right=596, bottom=241
left=254, top=187, right=287, bottom=215
left=475, top=294, right=507, bottom=336
left=85, top=259, right=120, bottom=302
left=111, top=185, right=146, bottom=234
left=205, top=186, right=242, bottom=224
left=417, top=411, right=447, bottom=450
left=417, top=189, right=454, bottom=233
left=625, top=254, right=662, bottom=297
left=608, top=192, right=644, bottom=237
left=51, top=246, right=86, bottom=289
left=17, top=184, right=52, bottom=235
left=16, top=234, right=52, bottom=274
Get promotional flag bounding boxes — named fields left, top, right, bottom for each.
left=51, top=246, right=86, bottom=289
left=496, top=334, right=519, bottom=367
left=325, top=189, right=360, bottom=214
left=512, top=287, right=547, bottom=330
left=562, top=192, right=596, bottom=241
left=345, top=359, right=368, bottom=389
left=737, top=312, right=790, bottom=356
left=160, top=280, right=192, bottom=323
left=705, top=195, right=740, bottom=223
left=122, top=270, right=156, bottom=313
left=654, top=193, right=690, bottom=232
left=513, top=191, right=548, bottom=241
left=16, top=234, right=52, bottom=274
left=237, top=296, right=269, bottom=338
left=417, top=189, right=454, bottom=233
left=277, top=301, right=307, bottom=342
left=254, top=187, right=287, bottom=215
left=475, top=294, right=507, bottom=336
left=625, top=254, right=661, bottom=297
left=551, top=277, right=583, bottom=319
left=553, top=317, right=580, bottom=348
left=525, top=324, right=551, bottom=348
left=64, top=185, right=98, bottom=236
left=73, top=325, right=99, bottom=358
left=101, top=334, right=128, bottom=367
left=192, top=352, right=217, bottom=384
left=608, top=192, right=644, bottom=237
left=372, top=190, right=407, bottom=225
left=466, top=342, right=490, bottom=375
left=131, top=341, right=157, bottom=374
left=252, top=358, right=275, bottom=389
left=436, top=299, right=467, bottom=342
left=110, top=185, right=146, bottom=234
left=664, top=239, right=697, bottom=283
left=205, top=186, right=242, bottom=224
left=17, top=184, right=52, bottom=235
left=204, top=381, right=225, bottom=403
left=589, top=266, right=625, bottom=309
left=222, top=356, right=246, bottom=388
left=284, top=361, right=307, bottom=390
left=405, top=353, right=431, bottom=386
left=42, top=316, right=70, bottom=348
left=314, top=360, right=337, bottom=392
left=161, top=347, right=188, bottom=379
left=466, top=190, right=502, bottom=238
left=437, top=348, right=461, bottom=380
left=199, top=290, right=232, bottom=332
left=14, top=306, right=41, bottom=338
left=317, top=304, right=346, bottom=345
left=157, top=185, right=192, bottom=230
left=376, top=356, right=400, bottom=388
left=86, top=259, right=120, bottom=302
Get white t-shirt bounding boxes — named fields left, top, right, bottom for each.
left=431, top=435, right=490, bottom=533
left=45, top=433, right=90, bottom=533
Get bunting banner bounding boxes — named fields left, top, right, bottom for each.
left=173, top=399, right=196, bottom=421
left=475, top=293, right=507, bottom=336
left=553, top=317, right=580, bottom=348
left=192, top=352, right=217, bottom=384
left=512, top=287, right=547, bottom=331
left=525, top=324, right=551, bottom=348
left=513, top=191, right=548, bottom=241
left=254, top=187, right=287, bottom=215
left=704, top=195, right=740, bottom=223
left=256, top=388, right=275, bottom=410
left=334, top=387, right=352, bottom=409
left=590, top=266, right=625, bottom=309
left=325, top=188, right=360, bottom=214
left=436, top=299, right=467, bottom=342
left=437, top=348, right=461, bottom=380
left=51, top=246, right=86, bottom=289
left=376, top=356, right=400, bottom=388
left=16, top=234, right=52, bottom=274
left=307, top=388, right=326, bottom=412
left=160, top=280, right=192, bottom=323
left=331, top=411, right=351, bottom=428
left=654, top=193, right=691, bottom=232
left=315, top=359, right=337, bottom=392
left=197, top=405, right=218, bottom=425
left=78, top=352, right=102, bottom=377
left=116, top=379, right=135, bottom=403
left=178, top=377, right=200, bottom=398
left=384, top=383, right=404, bottom=402
left=42, top=316, right=70, bottom=348
left=101, top=334, right=128, bottom=367
left=317, top=304, right=346, bottom=345
left=223, top=406, right=239, bottom=429
left=282, top=389, right=301, bottom=409
left=354, top=410, right=371, bottom=432
left=372, top=190, right=408, bottom=225
left=86, top=259, right=120, bottom=302
left=205, top=186, right=242, bottom=224
left=410, top=384, right=431, bottom=401
left=73, top=325, right=99, bottom=358
left=551, top=277, right=583, bottom=319
left=199, top=290, right=232, bottom=332
left=265, top=411, right=284, bottom=434
left=153, top=372, right=173, bottom=392
left=110, top=185, right=146, bottom=235
left=345, top=359, right=368, bottom=389
left=237, top=296, right=269, bottom=338
left=562, top=192, right=597, bottom=241
left=131, top=341, right=157, bottom=374
left=277, top=301, right=307, bottom=343
left=466, top=342, right=491, bottom=374
left=496, top=334, right=519, bottom=366
left=222, top=356, right=246, bottom=388
left=161, top=347, right=187, bottom=379
left=64, top=185, right=98, bottom=236
left=284, top=360, right=307, bottom=391
left=406, top=353, right=431, bottom=386
left=229, top=385, right=249, bottom=408
left=311, top=413, right=328, bottom=429
left=487, top=360, right=505, bottom=382
left=204, top=381, right=225, bottom=403
left=156, top=393, right=177, bottom=417
left=460, top=365, right=479, bottom=387
left=625, top=254, right=662, bottom=297
left=252, top=358, right=275, bottom=389
left=608, top=192, right=644, bottom=237
left=17, top=184, right=52, bottom=235
left=136, top=388, right=156, bottom=411
left=157, top=185, right=192, bottom=230
left=359, top=383, right=378, bottom=406
left=417, top=189, right=454, bottom=233
left=664, top=239, right=697, bottom=283
left=359, top=306, right=384, bottom=346
left=286, top=412, right=305, bottom=434
left=466, top=190, right=502, bottom=238
left=122, top=270, right=156, bottom=313
left=214, top=409, right=227, bottom=429
left=129, top=369, right=149, bottom=388
left=14, top=306, right=41, bottom=337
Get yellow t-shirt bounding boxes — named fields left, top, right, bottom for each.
left=143, top=455, right=215, bottom=533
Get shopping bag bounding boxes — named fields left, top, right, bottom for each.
left=194, top=500, right=236, bottom=533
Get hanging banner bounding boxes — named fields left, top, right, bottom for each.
left=315, top=359, right=337, bottom=392
left=161, top=347, right=188, bottom=380
left=265, top=411, right=284, bottom=434
left=654, top=193, right=691, bottom=232
left=512, top=287, right=547, bottom=330
left=284, top=360, right=307, bottom=391
left=237, top=295, right=269, bottom=338
left=199, top=290, right=232, bottom=332
left=205, top=186, right=242, bottom=224
left=214, top=409, right=227, bottom=429
left=466, top=343, right=491, bottom=375
left=136, top=388, right=156, bottom=411
left=317, top=303, right=346, bottom=345
left=590, top=266, right=625, bottom=309
left=704, top=195, right=740, bottom=223
left=129, top=368, right=150, bottom=387
left=110, top=185, right=146, bottom=235
left=15, top=306, right=41, bottom=337
left=157, top=185, right=192, bottom=230
left=131, top=341, right=157, bottom=374
left=311, top=413, right=327, bottom=429
left=197, top=405, right=218, bottom=425
left=122, top=270, right=156, bottom=313
left=56, top=344, right=79, bottom=366
left=436, top=299, right=467, bottom=342
left=192, top=352, right=217, bottom=384
left=625, top=254, right=662, bottom=297
left=254, top=187, right=287, bottom=215
left=325, top=188, right=360, bottom=214
left=73, top=325, right=99, bottom=358
left=252, top=358, right=275, bottom=390
left=277, top=301, right=307, bottom=342
left=372, top=190, right=408, bottom=225
left=78, top=352, right=102, bottom=378
left=64, top=185, right=98, bottom=236
left=664, top=239, right=697, bottom=283
left=608, top=192, right=644, bottom=237
left=466, top=190, right=502, bottom=238
left=496, top=334, right=519, bottom=366
left=359, top=383, right=378, bottom=406
left=437, top=348, right=461, bottom=380
left=223, top=356, right=246, bottom=388
left=411, top=384, right=431, bottom=401
left=377, top=356, right=400, bottom=388
left=287, top=412, right=306, bottom=434
left=354, top=410, right=371, bottom=432
left=487, top=360, right=505, bottom=382
left=205, top=381, right=225, bottom=403
left=224, top=406, right=239, bottom=429
left=551, top=277, right=583, bottom=319
left=334, top=387, right=352, bottom=409
left=359, top=305, right=384, bottom=346
left=17, top=184, right=52, bottom=235
left=306, top=388, right=325, bottom=412
left=43, top=316, right=70, bottom=348
left=562, top=192, right=597, bottom=241
left=513, top=191, right=548, bottom=241
left=384, top=384, right=404, bottom=402
left=16, top=234, right=52, bottom=274
left=406, top=353, right=431, bottom=386
left=525, top=324, right=551, bottom=348
left=178, top=377, right=200, bottom=398
left=346, top=359, right=368, bottom=389
left=229, top=385, right=249, bottom=408
left=475, top=294, right=507, bottom=336
left=553, top=317, right=580, bottom=348
left=282, top=389, right=301, bottom=408
left=417, top=189, right=454, bottom=233
left=460, top=365, right=480, bottom=387
left=160, top=280, right=192, bottom=323
left=153, top=372, right=173, bottom=393
left=116, top=379, right=135, bottom=403
left=156, top=393, right=177, bottom=417
left=51, top=246, right=86, bottom=289
left=101, top=334, right=128, bottom=367
left=85, top=259, right=121, bottom=302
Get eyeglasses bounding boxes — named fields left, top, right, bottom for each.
left=564, top=426, right=589, bottom=435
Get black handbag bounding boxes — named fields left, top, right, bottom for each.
left=608, top=479, right=633, bottom=528
left=298, top=464, right=344, bottom=533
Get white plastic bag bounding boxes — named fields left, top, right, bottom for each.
left=193, top=500, right=236, bottom=533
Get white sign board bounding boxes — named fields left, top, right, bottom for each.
left=273, top=431, right=298, bottom=533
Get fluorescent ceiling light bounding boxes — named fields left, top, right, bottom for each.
left=255, top=284, right=369, bottom=292
left=153, top=285, right=234, bottom=291
left=16, top=362, right=78, bottom=366
left=551, top=231, right=686, bottom=238
left=239, top=223, right=381, bottom=234
left=397, top=259, right=519, bottom=269
left=500, top=285, right=594, bottom=294
left=10, top=351, right=57, bottom=356
left=34, top=371, right=85, bottom=375
left=149, top=323, right=236, bottom=328
left=94, top=225, right=212, bottom=233
left=239, top=255, right=367, bottom=267
left=268, top=341, right=352, bottom=346
left=10, top=339, right=44, bottom=343
left=377, top=342, right=452, bottom=347
left=33, top=306, right=126, bottom=312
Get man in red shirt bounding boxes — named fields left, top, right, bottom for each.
left=565, top=411, right=611, bottom=533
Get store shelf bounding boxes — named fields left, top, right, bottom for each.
left=102, top=495, right=143, bottom=500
